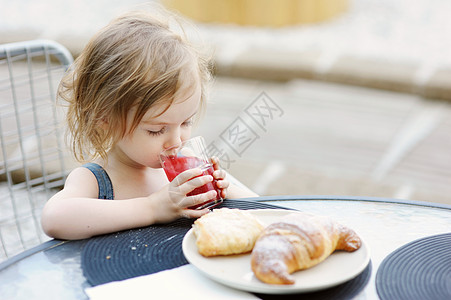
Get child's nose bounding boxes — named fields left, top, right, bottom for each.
left=164, top=134, right=182, bottom=149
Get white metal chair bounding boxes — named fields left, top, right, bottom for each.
left=0, top=40, right=74, bottom=261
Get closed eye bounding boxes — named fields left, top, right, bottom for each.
left=145, top=116, right=194, bottom=136
left=182, top=118, right=194, bottom=127
left=147, top=127, right=166, bottom=136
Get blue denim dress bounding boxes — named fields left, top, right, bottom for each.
left=82, top=163, right=114, bottom=200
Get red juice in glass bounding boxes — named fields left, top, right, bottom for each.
left=162, top=156, right=222, bottom=209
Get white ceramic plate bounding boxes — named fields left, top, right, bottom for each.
left=182, top=209, right=370, bottom=294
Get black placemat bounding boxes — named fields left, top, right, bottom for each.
left=376, top=233, right=451, bottom=300
left=81, top=199, right=371, bottom=299
left=81, top=199, right=285, bottom=286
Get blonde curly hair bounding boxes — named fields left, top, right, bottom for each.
left=58, top=9, right=211, bottom=162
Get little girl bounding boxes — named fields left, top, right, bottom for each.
left=41, top=9, right=257, bottom=240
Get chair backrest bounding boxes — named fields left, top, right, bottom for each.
left=0, top=40, right=75, bottom=262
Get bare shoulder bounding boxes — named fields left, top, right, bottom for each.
left=58, top=166, right=100, bottom=198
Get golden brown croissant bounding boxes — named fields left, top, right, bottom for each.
left=250, top=212, right=361, bottom=285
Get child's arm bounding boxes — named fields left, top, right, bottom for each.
left=211, top=157, right=259, bottom=199
left=41, top=167, right=214, bottom=240
left=225, top=180, right=259, bottom=199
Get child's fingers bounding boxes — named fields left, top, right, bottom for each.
left=171, top=168, right=203, bottom=187
left=213, top=169, right=226, bottom=179
left=183, top=208, right=210, bottom=219
left=210, top=156, right=220, bottom=170
left=183, top=190, right=217, bottom=208
left=178, top=175, right=213, bottom=195
left=218, top=180, right=229, bottom=198
left=215, top=179, right=229, bottom=189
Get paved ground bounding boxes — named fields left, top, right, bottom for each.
left=195, top=76, right=451, bottom=205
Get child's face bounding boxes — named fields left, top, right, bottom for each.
left=114, top=78, right=201, bottom=169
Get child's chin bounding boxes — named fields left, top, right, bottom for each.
left=146, top=162, right=162, bottom=169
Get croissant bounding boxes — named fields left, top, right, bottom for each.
left=250, top=212, right=361, bottom=285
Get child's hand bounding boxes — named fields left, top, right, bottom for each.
left=151, top=168, right=215, bottom=223
left=211, top=156, right=229, bottom=199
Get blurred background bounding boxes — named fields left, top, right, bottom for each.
left=1, top=0, right=451, bottom=260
